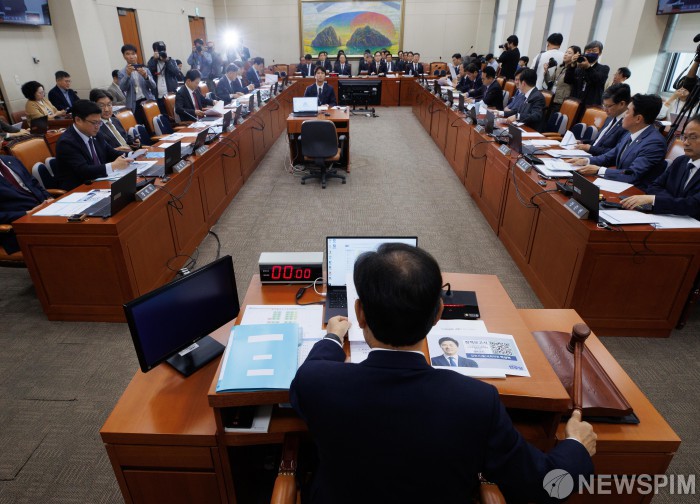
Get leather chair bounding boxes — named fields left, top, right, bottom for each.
left=140, top=101, right=169, bottom=141
left=430, top=62, right=447, bottom=75
left=502, top=91, right=510, bottom=111
left=7, top=137, right=52, bottom=174
left=578, top=106, right=607, bottom=131
left=503, top=80, right=516, bottom=99
left=496, top=76, right=505, bottom=89
left=557, top=98, right=582, bottom=132
left=11, top=110, right=28, bottom=128
left=541, top=90, right=554, bottom=112
left=115, top=109, right=137, bottom=131
left=273, top=64, right=289, bottom=76
left=163, top=93, right=189, bottom=126
left=665, top=137, right=685, bottom=163
left=299, top=120, right=346, bottom=189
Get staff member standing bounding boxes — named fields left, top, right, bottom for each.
left=304, top=66, right=337, bottom=106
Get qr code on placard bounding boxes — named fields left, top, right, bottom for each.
left=489, top=341, right=514, bottom=356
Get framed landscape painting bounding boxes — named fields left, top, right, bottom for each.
left=300, top=1, right=404, bottom=58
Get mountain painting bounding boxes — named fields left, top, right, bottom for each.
left=301, top=1, right=403, bottom=57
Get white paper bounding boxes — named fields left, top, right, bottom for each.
left=248, top=333, right=284, bottom=343
left=241, top=305, right=324, bottom=342
left=204, top=101, right=225, bottom=116
left=520, top=131, right=544, bottom=138
left=541, top=159, right=575, bottom=172
left=247, top=369, right=274, bottom=376
left=545, top=149, right=591, bottom=158
left=523, top=139, right=560, bottom=147
left=592, top=178, right=633, bottom=194
left=265, top=73, right=279, bottom=84
left=599, top=209, right=660, bottom=225
left=560, top=130, right=577, bottom=148
left=298, top=338, right=322, bottom=368
left=161, top=132, right=196, bottom=141
left=128, top=148, right=147, bottom=159
left=156, top=142, right=177, bottom=149
left=651, top=214, right=700, bottom=229
left=131, top=161, right=158, bottom=174
left=33, top=190, right=110, bottom=216
left=350, top=341, right=371, bottom=363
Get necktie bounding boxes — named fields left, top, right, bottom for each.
left=193, top=91, right=201, bottom=110
left=683, top=162, right=697, bottom=190
left=617, top=136, right=632, bottom=167
left=413, top=63, right=416, bottom=73
left=594, top=118, right=617, bottom=146
left=0, top=160, right=34, bottom=197
left=89, top=137, right=100, bottom=165
left=106, top=120, right=128, bottom=147
left=448, top=357, right=456, bottom=367
left=341, top=64, right=344, bottom=73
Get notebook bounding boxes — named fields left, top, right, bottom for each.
left=324, top=236, right=418, bottom=323
left=83, top=168, right=136, bottom=218
left=292, top=97, right=318, bottom=117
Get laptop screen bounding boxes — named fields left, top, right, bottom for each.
left=293, top=97, right=318, bottom=113
left=326, top=236, right=418, bottom=287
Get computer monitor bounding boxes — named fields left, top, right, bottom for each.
left=508, top=124, right=522, bottom=153
left=221, top=110, right=232, bottom=132
left=256, top=90, right=262, bottom=107
left=485, top=110, right=495, bottom=134
left=248, top=94, right=255, bottom=112
left=191, top=128, right=209, bottom=151
left=458, top=94, right=465, bottom=113
left=447, top=89, right=454, bottom=106
left=163, top=140, right=182, bottom=174
left=572, top=172, right=600, bottom=221
left=124, top=255, right=240, bottom=376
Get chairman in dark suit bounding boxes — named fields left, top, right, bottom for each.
left=55, top=100, right=132, bottom=191
left=333, top=54, right=351, bottom=76
left=576, top=84, right=630, bottom=156
left=431, top=337, right=478, bottom=367
left=175, top=70, right=214, bottom=121
left=216, top=64, right=250, bottom=105
left=304, top=66, right=337, bottom=106
left=622, top=114, right=700, bottom=218
left=316, top=51, right=333, bottom=73
left=48, top=71, right=79, bottom=114
left=572, top=94, right=666, bottom=191
left=246, top=57, right=264, bottom=88
left=406, top=52, right=424, bottom=76
left=369, top=51, right=387, bottom=75
left=291, top=244, right=595, bottom=504
left=0, top=156, right=51, bottom=254
left=505, top=68, right=545, bottom=129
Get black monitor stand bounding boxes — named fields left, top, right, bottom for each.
left=166, top=336, right=225, bottom=377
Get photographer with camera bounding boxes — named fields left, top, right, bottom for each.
left=497, top=35, right=520, bottom=80
left=206, top=41, right=224, bottom=89
left=147, top=41, right=180, bottom=114
left=532, top=33, right=564, bottom=90
left=572, top=40, right=609, bottom=106
left=543, top=45, right=581, bottom=116
left=187, top=38, right=212, bottom=82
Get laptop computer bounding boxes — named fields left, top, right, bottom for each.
left=208, top=110, right=232, bottom=139
left=572, top=171, right=600, bottom=221
left=324, top=236, right=418, bottom=323
left=83, top=168, right=137, bottom=218
left=292, top=97, right=318, bottom=117
left=508, top=124, right=522, bottom=153
left=30, top=115, right=49, bottom=135
left=142, top=141, right=181, bottom=178
left=181, top=128, right=208, bottom=157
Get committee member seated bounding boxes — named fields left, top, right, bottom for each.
left=406, top=52, right=424, bottom=76
left=431, top=337, right=478, bottom=367
left=358, top=53, right=372, bottom=75
left=246, top=57, right=264, bottom=88
left=575, top=83, right=629, bottom=156
left=0, top=118, right=29, bottom=141
left=504, top=68, right=525, bottom=113
left=175, top=69, right=214, bottom=121
left=290, top=243, right=595, bottom=504
left=316, top=51, right=332, bottom=73
left=48, top=71, right=79, bottom=114
left=505, top=68, right=545, bottom=129
left=216, top=64, right=250, bottom=105
left=90, top=89, right=139, bottom=152
left=21, top=80, right=66, bottom=125
left=384, top=53, right=398, bottom=73
left=333, top=54, right=351, bottom=76
left=0, top=155, right=52, bottom=254
left=369, top=51, right=387, bottom=75
left=304, top=66, right=337, bottom=107
left=55, top=100, right=132, bottom=191
left=570, top=93, right=666, bottom=191
left=622, top=114, right=700, bottom=219
left=480, top=66, right=504, bottom=111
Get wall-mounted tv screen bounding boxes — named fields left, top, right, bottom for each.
left=0, top=0, right=51, bottom=26
left=657, top=0, right=700, bottom=14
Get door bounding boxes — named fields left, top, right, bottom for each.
left=189, top=16, right=207, bottom=45
left=117, top=8, right=144, bottom=64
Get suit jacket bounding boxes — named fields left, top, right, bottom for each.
left=98, top=117, right=132, bottom=149
left=55, top=125, right=122, bottom=191
left=147, top=57, right=180, bottom=95
left=316, top=60, right=333, bottom=73
left=587, top=116, right=627, bottom=156
left=573, top=63, right=610, bottom=106
left=303, top=83, right=337, bottom=107
left=48, top=86, right=79, bottom=113
left=406, top=62, right=424, bottom=76
left=118, top=66, right=157, bottom=112
left=246, top=67, right=261, bottom=88
left=333, top=61, right=352, bottom=75
left=458, top=75, right=483, bottom=94
left=299, top=63, right=316, bottom=77
left=369, top=61, right=387, bottom=75
left=0, top=156, right=50, bottom=254
left=291, top=340, right=593, bottom=504
left=482, top=81, right=504, bottom=111
left=25, top=99, right=58, bottom=123
left=358, top=60, right=371, bottom=74
left=215, top=77, right=247, bottom=105
left=383, top=60, right=398, bottom=73
left=175, top=85, right=214, bottom=121
left=589, top=126, right=667, bottom=191
left=497, top=47, right=520, bottom=80
left=430, top=354, right=478, bottom=368
left=505, top=90, right=524, bottom=111
left=504, top=88, right=545, bottom=129
left=647, top=155, right=700, bottom=219
left=107, top=82, right=126, bottom=106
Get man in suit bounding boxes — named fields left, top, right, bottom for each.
left=147, top=41, right=180, bottom=114
left=175, top=69, right=214, bottom=121
left=622, top=114, right=700, bottom=218
left=333, top=54, right=351, bottom=76
left=246, top=57, right=264, bottom=89
left=316, top=51, right=332, bottom=73
left=571, top=94, right=666, bottom=191
left=463, top=65, right=485, bottom=100
left=290, top=244, right=596, bottom=504
left=497, top=35, right=520, bottom=80
left=89, top=89, right=138, bottom=152
left=431, top=337, right=478, bottom=367
left=304, top=66, right=337, bottom=106
left=505, top=68, right=545, bottom=129
left=406, top=52, right=424, bottom=76
left=187, top=38, right=212, bottom=80
left=216, top=64, right=251, bottom=105
left=108, top=70, right=127, bottom=106
left=369, top=51, right=387, bottom=75
left=384, top=53, right=398, bottom=73
left=0, top=155, right=52, bottom=254
left=576, top=83, right=630, bottom=156
left=48, top=71, right=79, bottom=114
left=504, top=68, right=526, bottom=113
left=299, top=54, right=315, bottom=77
left=481, top=66, right=504, bottom=111
left=55, top=100, right=132, bottom=191
left=118, top=44, right=157, bottom=127
left=358, top=53, right=372, bottom=75
left=572, top=40, right=609, bottom=106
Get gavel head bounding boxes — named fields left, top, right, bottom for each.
left=566, top=323, right=591, bottom=353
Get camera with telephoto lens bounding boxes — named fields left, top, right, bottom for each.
left=159, top=51, right=168, bottom=59
left=196, top=45, right=203, bottom=52
left=548, top=57, right=558, bottom=68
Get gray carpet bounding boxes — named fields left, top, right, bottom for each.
left=0, top=108, right=697, bottom=503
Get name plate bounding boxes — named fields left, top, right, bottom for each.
left=196, top=145, right=209, bottom=156
left=516, top=158, right=532, bottom=173
left=173, top=160, right=189, bottom=173
left=475, top=125, right=485, bottom=133
left=564, top=198, right=589, bottom=219
left=135, top=183, right=157, bottom=202
left=498, top=144, right=511, bottom=156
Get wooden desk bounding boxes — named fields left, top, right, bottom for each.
left=288, top=75, right=420, bottom=107
left=12, top=84, right=298, bottom=321
left=286, top=108, right=351, bottom=172
left=102, top=274, right=678, bottom=503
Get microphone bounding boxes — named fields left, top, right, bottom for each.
left=693, top=33, right=700, bottom=43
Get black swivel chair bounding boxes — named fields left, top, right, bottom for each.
left=299, top=120, right=346, bottom=189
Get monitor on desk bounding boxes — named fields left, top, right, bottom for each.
left=124, top=255, right=240, bottom=376
left=572, top=172, right=600, bottom=221
left=508, top=124, right=522, bottom=153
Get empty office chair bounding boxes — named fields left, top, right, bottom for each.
left=570, top=123, right=599, bottom=144
left=542, top=112, right=568, bottom=138
left=299, top=120, right=346, bottom=189
left=115, top=109, right=138, bottom=131
left=578, top=106, right=607, bottom=131
left=7, top=137, right=51, bottom=173
left=541, top=90, right=554, bottom=112
left=153, top=114, right=175, bottom=136
left=558, top=98, right=583, bottom=131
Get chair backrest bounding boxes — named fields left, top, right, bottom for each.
left=115, top=109, right=137, bottom=130
left=154, top=114, right=174, bottom=136
left=7, top=137, right=51, bottom=171
left=300, top=120, right=338, bottom=159
left=570, top=123, right=599, bottom=143
left=430, top=62, right=447, bottom=75
left=198, top=81, right=209, bottom=96
left=502, top=91, right=510, bottom=110
left=288, top=63, right=299, bottom=75
left=141, top=101, right=161, bottom=134
left=558, top=98, right=582, bottom=131
left=496, top=76, right=505, bottom=89
left=541, top=90, right=554, bottom=111
left=665, top=138, right=685, bottom=163
left=163, top=93, right=178, bottom=122
left=543, top=112, right=567, bottom=135
left=11, top=110, right=27, bottom=126
left=273, top=64, right=289, bottom=75
left=579, top=106, right=607, bottom=130
left=503, top=80, right=516, bottom=98
left=32, top=159, right=59, bottom=189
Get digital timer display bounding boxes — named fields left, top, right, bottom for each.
left=259, top=252, right=324, bottom=284
left=270, top=265, right=313, bottom=281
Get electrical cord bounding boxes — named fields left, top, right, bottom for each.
left=156, top=159, right=195, bottom=215
left=295, top=277, right=326, bottom=305
left=469, top=139, right=496, bottom=160
left=510, top=157, right=539, bottom=209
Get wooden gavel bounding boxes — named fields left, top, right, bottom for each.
left=566, top=323, right=591, bottom=412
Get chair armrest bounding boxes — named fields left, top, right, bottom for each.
left=542, top=133, right=562, bottom=140
left=47, top=189, right=66, bottom=197
left=270, top=475, right=297, bottom=504
left=0, top=224, right=13, bottom=233
left=338, top=134, right=346, bottom=151
left=270, top=433, right=300, bottom=504
left=479, top=481, right=506, bottom=504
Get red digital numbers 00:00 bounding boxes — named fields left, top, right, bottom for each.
left=270, top=265, right=312, bottom=280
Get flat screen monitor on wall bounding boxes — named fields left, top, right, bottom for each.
left=657, top=1, right=700, bottom=15
left=0, top=0, right=51, bottom=26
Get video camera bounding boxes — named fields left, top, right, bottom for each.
left=153, top=41, right=167, bottom=60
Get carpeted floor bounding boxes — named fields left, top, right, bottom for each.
left=0, top=108, right=697, bottom=503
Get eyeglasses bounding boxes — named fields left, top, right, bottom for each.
left=97, top=103, right=113, bottom=109
left=680, top=134, right=699, bottom=143
left=83, top=119, right=103, bottom=127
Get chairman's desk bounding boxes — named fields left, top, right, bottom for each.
left=100, top=274, right=679, bottom=504
left=410, top=83, right=700, bottom=337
